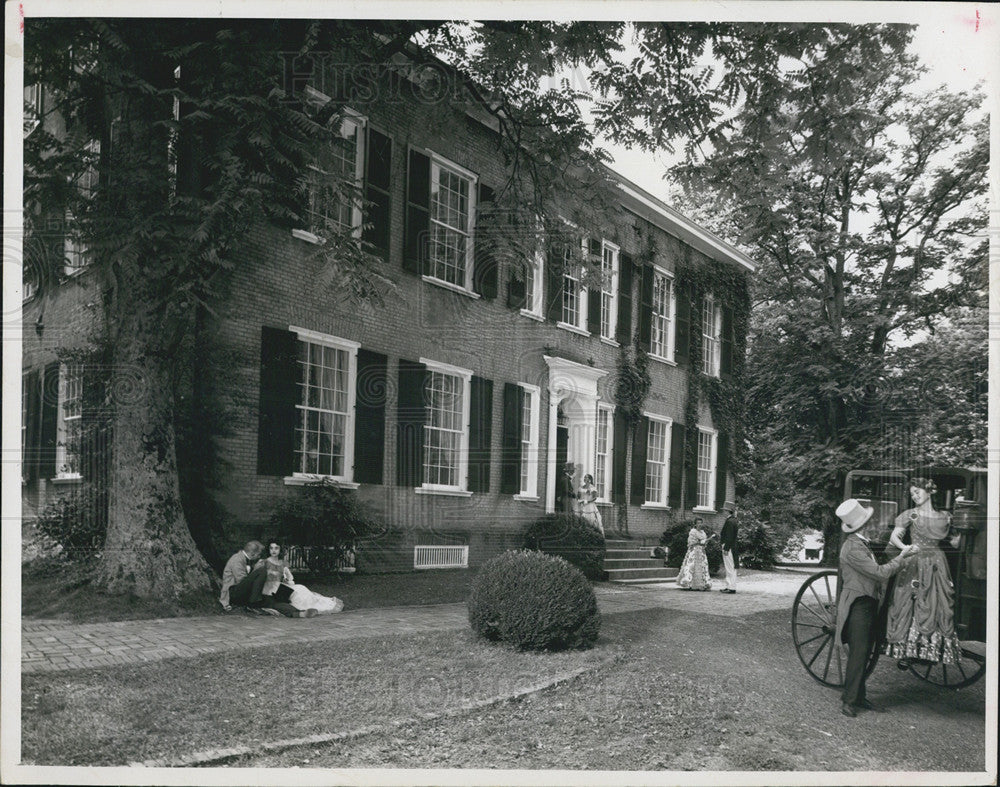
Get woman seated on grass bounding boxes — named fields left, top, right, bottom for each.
left=258, top=540, right=344, bottom=616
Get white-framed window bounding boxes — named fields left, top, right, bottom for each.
left=427, top=155, right=477, bottom=291
left=702, top=294, right=722, bottom=377
left=307, top=112, right=366, bottom=236
left=24, top=83, right=42, bottom=135
left=600, top=240, right=619, bottom=341
left=420, top=358, right=472, bottom=492
left=518, top=383, right=541, bottom=497
left=644, top=415, right=673, bottom=506
left=55, top=363, right=83, bottom=479
left=695, top=427, right=718, bottom=510
left=594, top=404, right=614, bottom=502
left=650, top=267, right=676, bottom=362
left=64, top=140, right=100, bottom=277
left=522, top=248, right=544, bottom=319
left=291, top=328, right=359, bottom=483
left=559, top=243, right=588, bottom=332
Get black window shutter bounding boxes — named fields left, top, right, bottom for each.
left=363, top=126, right=392, bottom=259
left=257, top=326, right=300, bottom=477
left=545, top=244, right=564, bottom=322
left=686, top=429, right=700, bottom=510
left=472, top=183, right=498, bottom=300
left=720, top=305, right=734, bottom=379
left=675, top=284, right=691, bottom=367
left=507, top=264, right=526, bottom=310
left=612, top=408, right=628, bottom=504
left=586, top=238, right=602, bottom=334
left=629, top=416, right=649, bottom=506
left=39, top=361, right=60, bottom=479
left=353, top=348, right=387, bottom=485
left=715, top=433, right=729, bottom=511
left=617, top=252, right=633, bottom=344
left=23, top=369, right=41, bottom=482
left=668, top=423, right=685, bottom=509
left=468, top=375, right=494, bottom=492
left=637, top=264, right=654, bottom=353
left=404, top=148, right=430, bottom=275
left=396, top=359, right=426, bottom=486
left=500, top=382, right=524, bottom=494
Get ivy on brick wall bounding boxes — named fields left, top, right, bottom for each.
left=676, top=253, right=750, bottom=500
left=614, top=340, right=652, bottom=428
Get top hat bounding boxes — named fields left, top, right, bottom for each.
left=836, top=499, right=874, bottom=533
left=723, top=500, right=736, bottom=512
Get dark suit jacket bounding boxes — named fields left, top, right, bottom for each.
left=557, top=473, right=576, bottom=513
left=720, top=515, right=738, bottom=554
left=835, top=533, right=905, bottom=646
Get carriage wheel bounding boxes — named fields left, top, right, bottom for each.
left=792, top=570, right=879, bottom=688
left=908, top=647, right=986, bottom=689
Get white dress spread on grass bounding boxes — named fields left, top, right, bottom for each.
left=287, top=584, right=344, bottom=614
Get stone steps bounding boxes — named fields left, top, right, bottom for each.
left=602, top=539, right=676, bottom=583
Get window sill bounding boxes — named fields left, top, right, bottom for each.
left=422, top=275, right=481, bottom=299
left=599, top=337, right=620, bottom=348
left=291, top=228, right=324, bottom=245
left=283, top=475, right=359, bottom=489
left=415, top=487, right=474, bottom=497
left=693, top=506, right=717, bottom=514
left=520, top=309, right=544, bottom=322
left=702, top=371, right=721, bottom=380
left=556, top=321, right=590, bottom=337
left=513, top=494, right=540, bottom=502
left=641, top=503, right=671, bottom=510
left=51, top=475, right=83, bottom=485
left=649, top=354, right=677, bottom=367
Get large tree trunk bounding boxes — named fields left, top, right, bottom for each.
left=97, top=302, right=214, bottom=598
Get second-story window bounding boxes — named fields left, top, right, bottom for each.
left=650, top=268, right=675, bottom=361
left=522, top=249, right=544, bottom=318
left=559, top=244, right=588, bottom=332
left=600, top=241, right=619, bottom=341
left=428, top=157, right=476, bottom=290
left=308, top=114, right=365, bottom=235
left=64, top=139, right=100, bottom=277
left=702, top=294, right=722, bottom=377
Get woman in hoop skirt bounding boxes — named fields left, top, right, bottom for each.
left=883, top=477, right=961, bottom=666
left=676, top=517, right=713, bottom=591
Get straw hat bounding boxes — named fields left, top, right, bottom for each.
left=836, top=499, right=874, bottom=534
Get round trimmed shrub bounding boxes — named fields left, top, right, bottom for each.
left=522, top=513, right=606, bottom=581
left=468, top=550, right=600, bottom=651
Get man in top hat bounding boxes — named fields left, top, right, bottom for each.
left=557, top=462, right=578, bottom=515
left=835, top=498, right=919, bottom=717
left=719, top=501, right=739, bottom=594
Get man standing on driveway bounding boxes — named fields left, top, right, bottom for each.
left=719, top=501, right=738, bottom=594
left=835, top=499, right=918, bottom=717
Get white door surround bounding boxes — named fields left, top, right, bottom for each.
left=543, top=355, right=609, bottom=513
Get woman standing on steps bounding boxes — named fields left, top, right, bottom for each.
left=675, top=517, right=713, bottom=591
left=578, top=473, right=604, bottom=537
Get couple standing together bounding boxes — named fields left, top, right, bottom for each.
left=675, top=502, right=739, bottom=593
left=835, top=476, right=963, bottom=718
left=557, top=462, right=604, bottom=536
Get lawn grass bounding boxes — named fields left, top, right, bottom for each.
left=21, top=626, right=622, bottom=766
left=21, top=558, right=479, bottom=623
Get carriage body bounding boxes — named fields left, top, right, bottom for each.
left=792, top=466, right=988, bottom=689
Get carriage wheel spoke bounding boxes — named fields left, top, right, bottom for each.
left=823, top=574, right=833, bottom=603
left=940, top=665, right=948, bottom=684
left=808, top=584, right=830, bottom=613
left=795, top=622, right=826, bottom=630
left=796, top=630, right=829, bottom=647
left=921, top=663, right=933, bottom=680
left=955, top=660, right=968, bottom=680
left=806, top=636, right=831, bottom=668
left=799, top=603, right=829, bottom=626
left=821, top=632, right=835, bottom=681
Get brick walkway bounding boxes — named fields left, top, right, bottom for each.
left=21, top=570, right=810, bottom=674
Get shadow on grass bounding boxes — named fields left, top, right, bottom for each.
left=21, top=558, right=481, bottom=624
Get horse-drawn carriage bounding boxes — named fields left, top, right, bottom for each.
left=792, top=466, right=989, bottom=689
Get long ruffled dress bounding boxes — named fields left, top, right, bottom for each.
left=883, top=508, right=961, bottom=664
left=676, top=528, right=712, bottom=590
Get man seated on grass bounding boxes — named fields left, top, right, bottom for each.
left=219, top=540, right=279, bottom=615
